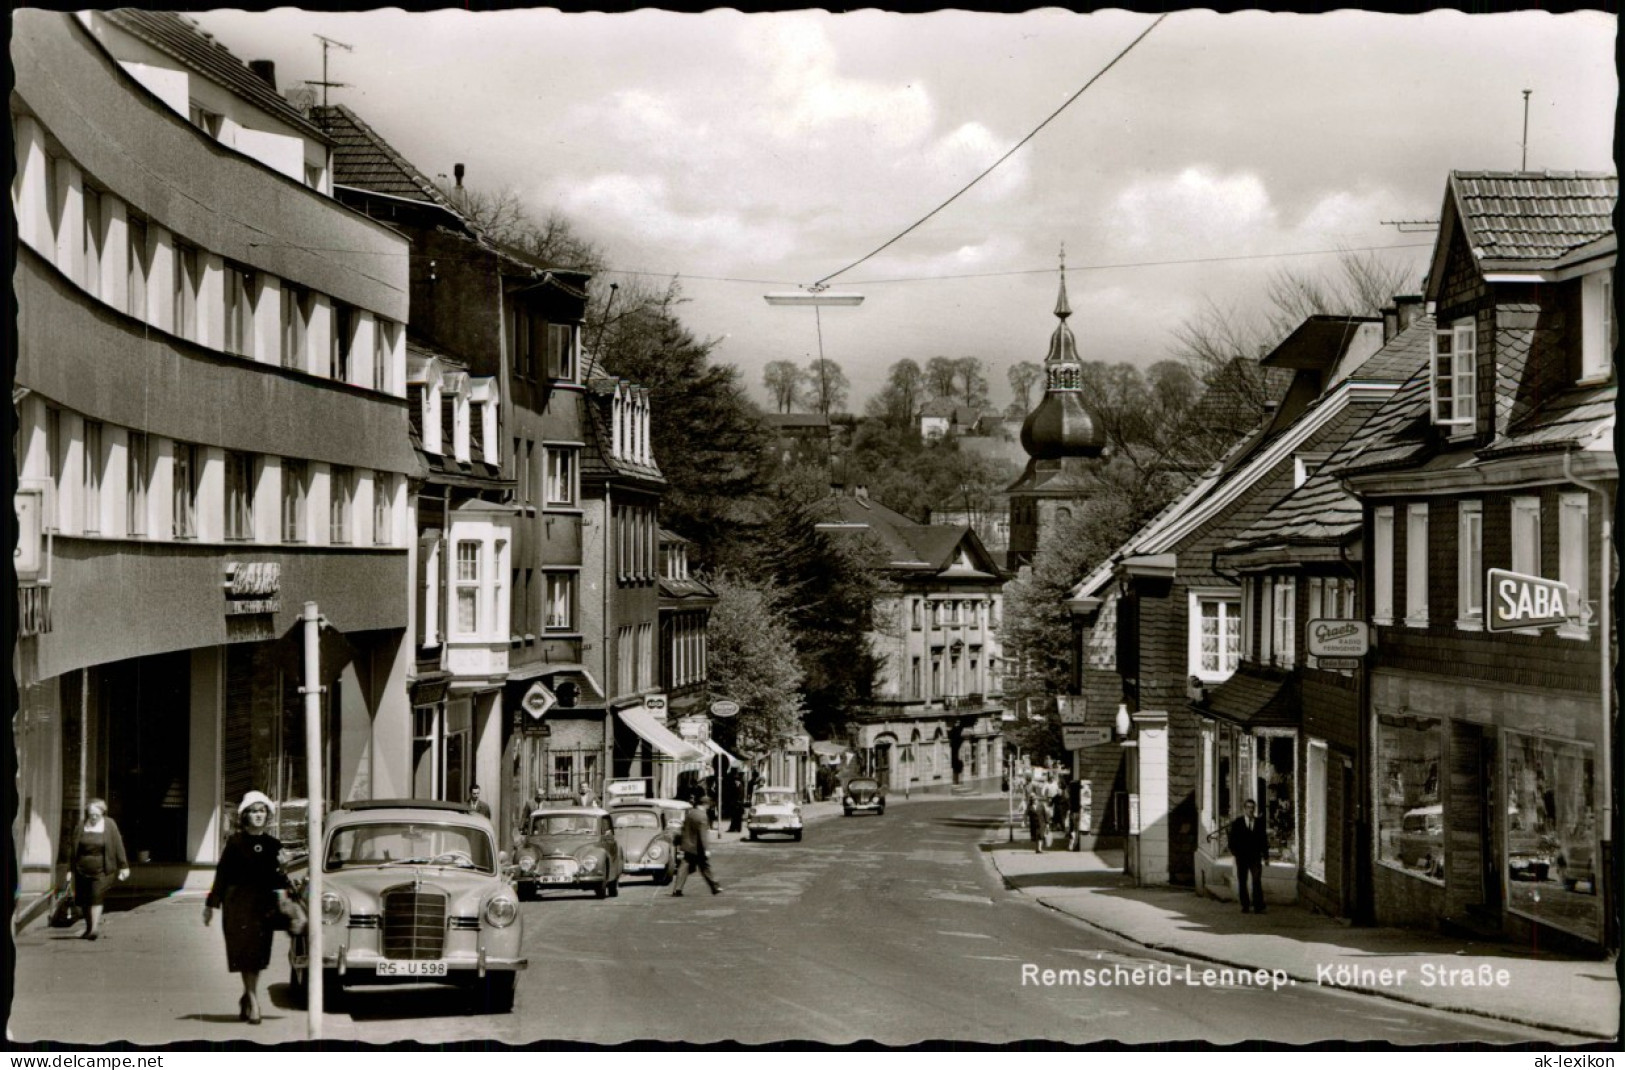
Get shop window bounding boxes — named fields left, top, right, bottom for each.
left=1375, top=716, right=1443, bottom=882
left=1305, top=739, right=1327, bottom=881
left=1259, top=732, right=1297, bottom=865
left=1503, top=732, right=1599, bottom=943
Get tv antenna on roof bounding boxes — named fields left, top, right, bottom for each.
left=305, top=34, right=353, bottom=109
left=1521, top=89, right=1532, bottom=170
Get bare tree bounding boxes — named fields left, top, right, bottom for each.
left=440, top=181, right=605, bottom=273
left=952, top=356, right=990, bottom=410
left=802, top=358, right=849, bottom=416
left=924, top=356, right=958, bottom=399
left=864, top=358, right=925, bottom=429
left=1007, top=360, right=1044, bottom=413
left=763, top=361, right=803, bottom=413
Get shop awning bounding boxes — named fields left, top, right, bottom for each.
left=1198, top=671, right=1298, bottom=728
left=702, top=739, right=742, bottom=767
left=810, top=741, right=846, bottom=758
left=504, top=663, right=605, bottom=706
left=618, top=707, right=706, bottom=762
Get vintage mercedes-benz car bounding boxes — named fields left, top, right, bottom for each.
left=513, top=807, right=624, bottom=899
left=745, top=787, right=803, bottom=842
left=842, top=777, right=886, bottom=817
left=610, top=804, right=681, bottom=884
left=288, top=799, right=524, bottom=1013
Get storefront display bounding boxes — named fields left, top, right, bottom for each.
left=1503, top=732, right=1600, bottom=942
left=1375, top=715, right=1442, bottom=880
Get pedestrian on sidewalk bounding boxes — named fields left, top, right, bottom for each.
left=468, top=784, right=492, bottom=819
left=69, top=797, right=130, bottom=941
left=576, top=782, right=598, bottom=809
left=202, top=791, right=290, bottom=1025
left=1227, top=798, right=1269, bottom=914
left=1065, top=775, right=1084, bottom=851
left=671, top=793, right=722, bottom=896
left=1024, top=774, right=1052, bottom=853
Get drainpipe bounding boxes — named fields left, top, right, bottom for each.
left=1561, top=450, right=1613, bottom=858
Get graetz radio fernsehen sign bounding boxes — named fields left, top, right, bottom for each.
left=1307, top=619, right=1370, bottom=658
left=1487, top=568, right=1570, bottom=633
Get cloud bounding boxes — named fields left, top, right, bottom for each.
left=1107, top=168, right=1279, bottom=254
left=555, top=172, right=797, bottom=270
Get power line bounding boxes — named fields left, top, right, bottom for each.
left=811, top=12, right=1168, bottom=291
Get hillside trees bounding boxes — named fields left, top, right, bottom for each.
left=864, top=358, right=926, bottom=430
left=801, top=358, right=850, bottom=416
left=763, top=360, right=803, bottom=413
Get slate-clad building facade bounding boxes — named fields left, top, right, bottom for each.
left=13, top=11, right=415, bottom=909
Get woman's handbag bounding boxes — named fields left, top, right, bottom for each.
left=271, top=891, right=308, bottom=936
left=48, top=888, right=80, bottom=929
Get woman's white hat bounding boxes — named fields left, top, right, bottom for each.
left=238, top=790, right=275, bottom=815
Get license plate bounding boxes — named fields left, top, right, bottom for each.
left=538, top=874, right=572, bottom=884
left=377, top=960, right=448, bottom=977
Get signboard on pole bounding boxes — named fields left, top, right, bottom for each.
left=1063, top=725, right=1112, bottom=750
left=1056, top=695, right=1088, bottom=725
left=521, top=682, right=556, bottom=720
left=1487, top=568, right=1571, bottom=632
left=710, top=699, right=740, bottom=718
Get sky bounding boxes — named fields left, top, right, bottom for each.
left=192, top=7, right=1618, bottom=413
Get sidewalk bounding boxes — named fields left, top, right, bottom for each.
left=983, top=832, right=1619, bottom=1040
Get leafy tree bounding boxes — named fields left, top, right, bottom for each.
left=704, top=571, right=806, bottom=760
left=592, top=278, right=772, bottom=573
left=841, top=423, right=1015, bottom=524
left=952, top=356, right=991, bottom=410
left=864, top=358, right=925, bottom=430
left=801, top=358, right=849, bottom=417
left=1007, top=360, right=1044, bottom=413
left=924, top=356, right=959, bottom=399
left=763, top=360, right=803, bottom=414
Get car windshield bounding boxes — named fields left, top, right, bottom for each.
left=753, top=791, right=795, bottom=807
left=531, top=814, right=601, bottom=836
left=325, top=822, right=494, bottom=872
left=613, top=811, right=660, bottom=830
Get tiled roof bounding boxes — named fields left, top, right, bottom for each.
left=103, top=11, right=329, bottom=144
left=659, top=575, right=716, bottom=602
left=761, top=413, right=830, bottom=429
left=1483, top=381, right=1617, bottom=456
left=1260, top=316, right=1380, bottom=370
left=919, top=398, right=959, bottom=419
left=312, top=104, right=462, bottom=213
left=1200, top=670, right=1296, bottom=728
left=1451, top=171, right=1618, bottom=266
left=815, top=493, right=1002, bottom=579
left=580, top=379, right=665, bottom=485
left=1224, top=317, right=1434, bottom=549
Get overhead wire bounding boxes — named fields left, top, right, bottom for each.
left=809, top=12, right=1169, bottom=291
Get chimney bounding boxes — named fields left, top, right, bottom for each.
left=1381, top=305, right=1399, bottom=343
left=454, top=163, right=465, bottom=188
left=248, top=59, right=277, bottom=90
left=1394, top=294, right=1425, bottom=334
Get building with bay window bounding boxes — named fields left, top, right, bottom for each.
left=1337, top=171, right=1615, bottom=951
left=313, top=102, right=595, bottom=844
left=13, top=10, right=414, bottom=915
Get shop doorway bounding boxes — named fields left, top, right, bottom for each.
left=97, top=651, right=191, bottom=863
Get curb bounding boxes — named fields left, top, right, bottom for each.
left=982, top=836, right=1616, bottom=1042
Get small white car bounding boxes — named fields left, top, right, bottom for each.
left=745, top=787, right=803, bottom=842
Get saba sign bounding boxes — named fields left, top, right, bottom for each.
left=1487, top=568, right=1571, bottom=633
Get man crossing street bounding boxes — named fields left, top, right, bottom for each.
left=672, top=793, right=723, bottom=897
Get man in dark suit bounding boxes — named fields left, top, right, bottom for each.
left=672, top=793, right=722, bottom=897
left=1228, top=798, right=1269, bottom=914
left=467, top=784, right=492, bottom=819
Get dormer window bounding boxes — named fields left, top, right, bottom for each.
left=1580, top=270, right=1615, bottom=382
left=548, top=324, right=575, bottom=381
left=1430, top=318, right=1476, bottom=430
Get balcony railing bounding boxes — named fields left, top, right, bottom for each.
left=18, top=585, right=51, bottom=637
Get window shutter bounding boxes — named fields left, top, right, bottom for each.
left=1430, top=329, right=1451, bottom=424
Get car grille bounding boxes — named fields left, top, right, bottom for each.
left=381, top=885, right=447, bottom=960
left=755, top=815, right=783, bottom=824
left=541, top=858, right=579, bottom=877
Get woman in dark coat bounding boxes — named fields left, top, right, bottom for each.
left=70, top=797, right=130, bottom=940
left=203, top=791, right=289, bottom=1025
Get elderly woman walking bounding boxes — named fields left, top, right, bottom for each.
left=203, top=791, right=290, bottom=1025
left=69, top=797, right=130, bottom=940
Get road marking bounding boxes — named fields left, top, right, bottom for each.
left=935, top=930, right=993, bottom=940
left=925, top=890, right=995, bottom=904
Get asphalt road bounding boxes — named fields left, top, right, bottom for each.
left=299, top=797, right=1560, bottom=1046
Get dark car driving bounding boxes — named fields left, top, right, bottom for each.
left=842, top=777, right=886, bottom=817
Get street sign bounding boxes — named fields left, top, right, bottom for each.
left=644, top=692, right=669, bottom=715
left=1062, top=725, right=1112, bottom=750
left=1487, top=568, right=1571, bottom=632
left=1315, top=657, right=1362, bottom=670
left=710, top=699, right=740, bottom=718
left=521, top=682, right=556, bottom=720
left=1307, top=619, right=1369, bottom=657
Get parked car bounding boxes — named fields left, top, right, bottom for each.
left=287, top=799, right=524, bottom=1013
left=745, top=787, right=803, bottom=842
left=1396, top=804, right=1445, bottom=879
left=611, top=804, right=679, bottom=884
left=842, top=777, right=885, bottom=817
left=513, top=807, right=623, bottom=899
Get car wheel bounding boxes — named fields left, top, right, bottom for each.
left=792, top=830, right=803, bottom=842
left=844, top=807, right=853, bottom=817
left=748, top=831, right=758, bottom=841
left=288, top=961, right=309, bottom=1008
left=478, top=971, right=517, bottom=1014
left=607, top=878, right=619, bottom=898
left=594, top=881, right=608, bottom=899
left=320, top=969, right=346, bottom=1012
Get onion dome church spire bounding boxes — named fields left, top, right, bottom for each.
left=1019, top=246, right=1104, bottom=460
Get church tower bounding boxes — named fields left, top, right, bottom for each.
left=1005, top=249, right=1105, bottom=569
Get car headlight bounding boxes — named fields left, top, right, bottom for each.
left=843, top=796, right=853, bottom=804
left=483, top=894, right=519, bottom=929
left=320, top=891, right=347, bottom=925
left=516, top=849, right=538, bottom=874
left=578, top=853, right=601, bottom=873
left=644, top=842, right=666, bottom=861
